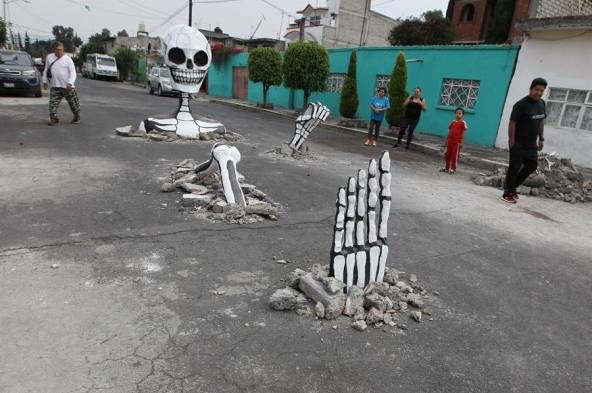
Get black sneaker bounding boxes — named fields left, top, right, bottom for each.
left=392, top=144, right=400, bottom=148
left=71, top=115, right=80, bottom=124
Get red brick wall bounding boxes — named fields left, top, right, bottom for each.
left=451, top=0, right=489, bottom=42
left=508, top=0, right=531, bottom=41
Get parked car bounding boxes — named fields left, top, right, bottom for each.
left=146, top=66, right=176, bottom=96
left=0, top=50, right=42, bottom=97
left=82, top=53, right=119, bottom=80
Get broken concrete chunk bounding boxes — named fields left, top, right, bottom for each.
left=161, top=182, right=176, bottom=193
left=383, top=268, right=406, bottom=284
left=180, top=183, right=208, bottom=194
left=269, top=287, right=301, bottom=311
left=351, top=320, right=368, bottom=332
left=173, top=174, right=198, bottom=186
left=244, top=201, right=278, bottom=217
left=322, top=277, right=346, bottom=294
left=298, top=273, right=344, bottom=320
left=411, top=311, right=422, bottom=322
left=383, top=313, right=394, bottom=325
left=287, top=268, right=306, bottom=288
left=409, top=274, right=418, bottom=283
left=314, top=302, right=325, bottom=319
left=212, top=200, right=229, bottom=214
left=182, top=193, right=213, bottom=207
left=364, top=292, right=387, bottom=312
left=364, top=281, right=390, bottom=296
left=365, top=307, right=384, bottom=325
left=407, top=293, right=424, bottom=309
left=311, top=264, right=329, bottom=281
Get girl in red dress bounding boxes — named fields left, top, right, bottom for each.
left=441, top=108, right=468, bottom=174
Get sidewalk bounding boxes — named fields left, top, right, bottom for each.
left=210, top=97, right=508, bottom=171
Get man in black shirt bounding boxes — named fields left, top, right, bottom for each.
left=502, top=77, right=548, bottom=204
left=393, top=87, right=427, bottom=150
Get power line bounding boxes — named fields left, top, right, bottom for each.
left=63, top=0, right=162, bottom=20
left=149, top=2, right=189, bottom=33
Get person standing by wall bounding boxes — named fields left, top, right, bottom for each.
left=364, top=87, right=390, bottom=146
left=502, top=78, right=548, bottom=204
left=393, top=87, right=427, bottom=149
left=440, top=107, right=468, bottom=174
left=43, top=41, right=80, bottom=126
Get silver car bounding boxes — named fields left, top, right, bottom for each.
left=146, top=66, right=176, bottom=96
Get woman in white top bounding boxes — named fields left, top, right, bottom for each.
left=42, top=41, right=80, bottom=125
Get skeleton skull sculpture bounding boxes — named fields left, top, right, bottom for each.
left=163, top=24, right=211, bottom=94
left=137, top=25, right=225, bottom=139
left=289, top=103, right=330, bottom=151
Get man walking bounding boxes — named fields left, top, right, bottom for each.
left=43, top=41, right=80, bottom=126
left=393, top=87, right=427, bottom=149
left=502, top=77, right=548, bottom=204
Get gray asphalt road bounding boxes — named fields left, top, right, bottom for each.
left=1, top=79, right=591, bottom=393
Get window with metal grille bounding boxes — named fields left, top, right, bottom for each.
left=439, top=78, right=480, bottom=109
left=375, top=74, right=390, bottom=91
left=546, top=88, right=592, bottom=131
left=326, top=73, right=345, bottom=93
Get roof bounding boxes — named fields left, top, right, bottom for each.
left=517, top=15, right=592, bottom=31
left=200, top=29, right=230, bottom=39
left=297, top=4, right=329, bottom=14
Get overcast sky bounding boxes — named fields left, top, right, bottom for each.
left=7, top=0, right=448, bottom=42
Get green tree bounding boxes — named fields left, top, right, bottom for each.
left=114, top=47, right=138, bottom=81
left=17, top=33, right=23, bottom=50
left=386, top=52, right=408, bottom=128
left=89, top=28, right=112, bottom=44
left=389, top=10, right=455, bottom=45
left=339, top=50, right=359, bottom=118
left=52, top=25, right=82, bottom=52
left=0, top=18, right=6, bottom=48
left=484, top=0, right=517, bottom=43
left=282, top=41, right=330, bottom=107
left=24, top=32, right=31, bottom=53
left=248, top=47, right=282, bottom=108
left=117, top=29, right=129, bottom=37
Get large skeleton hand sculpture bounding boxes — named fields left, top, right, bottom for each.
left=138, top=24, right=225, bottom=140
left=289, top=102, right=330, bottom=151
left=330, top=152, right=392, bottom=290
left=196, top=143, right=246, bottom=207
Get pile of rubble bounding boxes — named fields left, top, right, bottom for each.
left=269, top=264, right=433, bottom=332
left=473, top=154, right=591, bottom=204
left=115, top=125, right=241, bottom=143
left=162, top=159, right=280, bottom=224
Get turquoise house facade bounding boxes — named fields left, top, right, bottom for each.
left=207, top=45, right=519, bottom=147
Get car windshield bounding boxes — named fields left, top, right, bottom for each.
left=0, top=52, right=32, bottom=66
left=159, top=68, right=170, bottom=78
left=98, top=57, right=116, bottom=66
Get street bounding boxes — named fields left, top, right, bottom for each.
left=1, top=78, right=591, bottom=393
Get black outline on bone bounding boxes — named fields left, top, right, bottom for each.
left=140, top=92, right=227, bottom=139
left=195, top=143, right=246, bottom=208
left=330, top=151, right=391, bottom=289
left=289, top=102, right=330, bottom=151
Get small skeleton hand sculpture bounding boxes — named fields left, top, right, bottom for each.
left=139, top=93, right=226, bottom=139
left=289, top=102, right=330, bottom=151
left=330, top=151, right=392, bottom=290
left=195, top=143, right=246, bottom=207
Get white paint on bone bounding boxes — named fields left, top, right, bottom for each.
left=196, top=143, right=246, bottom=207
left=330, top=151, right=392, bottom=288
left=289, top=102, right=330, bottom=151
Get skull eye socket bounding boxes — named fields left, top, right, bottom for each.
left=168, top=47, right=186, bottom=65
left=194, top=51, right=209, bottom=67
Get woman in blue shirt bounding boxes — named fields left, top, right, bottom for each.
left=365, top=87, right=391, bottom=146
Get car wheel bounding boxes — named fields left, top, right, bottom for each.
left=147, top=83, right=153, bottom=94
left=35, top=89, right=42, bottom=98
left=157, top=85, right=162, bottom=96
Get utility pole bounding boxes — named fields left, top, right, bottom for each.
left=298, top=17, right=305, bottom=41
left=359, top=0, right=370, bottom=47
left=188, top=0, right=193, bottom=27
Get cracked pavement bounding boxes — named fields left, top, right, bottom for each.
left=1, top=79, right=591, bottom=392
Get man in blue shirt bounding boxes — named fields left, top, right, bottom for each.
left=365, top=87, right=391, bottom=146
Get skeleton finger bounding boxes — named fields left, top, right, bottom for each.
left=377, top=151, right=391, bottom=282
left=355, top=169, right=367, bottom=288
left=330, top=187, right=347, bottom=284
left=366, top=159, right=380, bottom=283
left=344, top=177, right=357, bottom=290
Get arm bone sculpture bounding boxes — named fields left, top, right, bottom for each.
left=195, top=143, right=246, bottom=208
left=289, top=102, right=330, bottom=151
left=330, top=151, right=392, bottom=290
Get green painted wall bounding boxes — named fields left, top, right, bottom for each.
left=207, top=45, right=519, bottom=147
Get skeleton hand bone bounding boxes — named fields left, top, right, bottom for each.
left=195, top=143, right=246, bottom=207
left=289, top=102, right=330, bottom=151
left=330, top=152, right=392, bottom=290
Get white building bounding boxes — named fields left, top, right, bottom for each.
left=284, top=0, right=398, bottom=48
left=497, top=0, right=592, bottom=168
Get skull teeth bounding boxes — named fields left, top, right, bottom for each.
left=171, top=69, right=206, bottom=85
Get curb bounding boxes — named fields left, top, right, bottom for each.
left=210, top=98, right=508, bottom=171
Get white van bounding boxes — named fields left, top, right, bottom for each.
left=83, top=53, right=119, bottom=80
